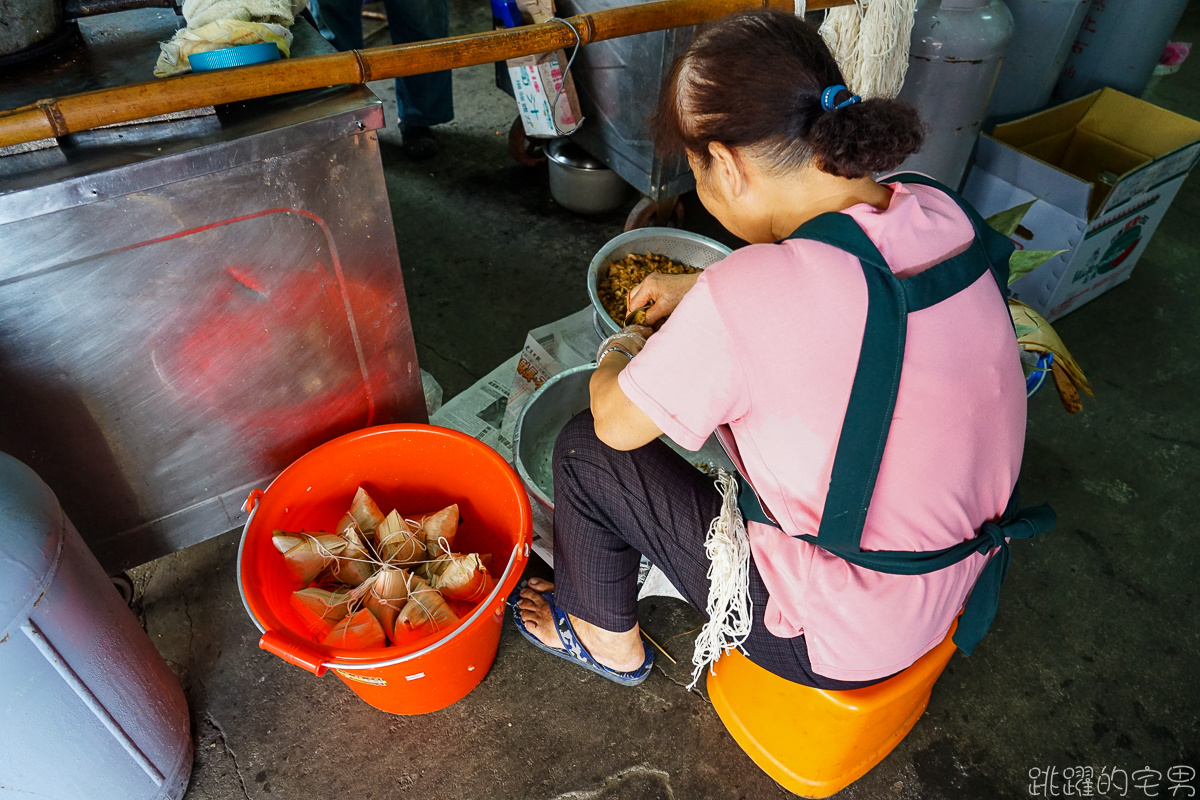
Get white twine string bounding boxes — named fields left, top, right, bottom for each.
left=297, top=528, right=429, bottom=577
left=297, top=532, right=344, bottom=570
left=440, top=555, right=491, bottom=602
left=299, top=587, right=353, bottom=616
left=399, top=575, right=452, bottom=633
left=458, top=573, right=490, bottom=603
left=291, top=510, right=469, bottom=633
left=687, top=469, right=754, bottom=691
left=378, top=524, right=427, bottom=566
left=367, top=580, right=406, bottom=611
left=818, top=0, right=916, bottom=100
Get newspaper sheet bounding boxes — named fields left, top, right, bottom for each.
left=431, top=308, right=603, bottom=566
left=499, top=307, right=600, bottom=445
left=430, top=354, right=522, bottom=457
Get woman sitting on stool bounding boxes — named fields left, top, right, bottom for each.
left=513, top=9, right=1043, bottom=690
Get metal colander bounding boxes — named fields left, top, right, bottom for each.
left=587, top=227, right=733, bottom=336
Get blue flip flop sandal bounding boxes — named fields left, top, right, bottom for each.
left=510, top=581, right=654, bottom=687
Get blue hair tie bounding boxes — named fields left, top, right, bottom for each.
left=820, top=84, right=862, bottom=112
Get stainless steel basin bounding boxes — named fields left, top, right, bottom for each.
left=513, top=362, right=738, bottom=512
left=513, top=364, right=595, bottom=511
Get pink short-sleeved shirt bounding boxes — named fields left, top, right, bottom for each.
left=618, top=182, right=1026, bottom=681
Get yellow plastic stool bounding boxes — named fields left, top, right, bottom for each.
left=707, top=621, right=959, bottom=798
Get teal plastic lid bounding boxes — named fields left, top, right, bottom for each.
left=189, top=41, right=281, bottom=72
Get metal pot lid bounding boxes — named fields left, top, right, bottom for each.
left=545, top=137, right=609, bottom=171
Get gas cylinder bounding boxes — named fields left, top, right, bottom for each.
left=1054, top=0, right=1191, bottom=102
left=0, top=452, right=193, bottom=800
left=896, top=0, right=1014, bottom=189
left=986, top=0, right=1089, bottom=123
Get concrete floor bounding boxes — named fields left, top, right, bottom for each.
left=131, top=3, right=1200, bottom=799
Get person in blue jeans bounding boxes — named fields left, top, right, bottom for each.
left=312, top=0, right=454, bottom=160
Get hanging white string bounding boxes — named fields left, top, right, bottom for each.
left=687, top=469, right=754, bottom=691
left=819, top=0, right=916, bottom=100
left=794, top=0, right=807, bottom=15
left=547, top=16, right=586, bottom=136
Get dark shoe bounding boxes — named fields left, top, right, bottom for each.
left=400, top=125, right=438, bottom=161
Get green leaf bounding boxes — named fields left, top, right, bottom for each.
left=986, top=199, right=1038, bottom=237
left=1008, top=249, right=1066, bottom=285
left=1014, top=322, right=1039, bottom=338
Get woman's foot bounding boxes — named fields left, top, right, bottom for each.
left=516, top=577, right=648, bottom=674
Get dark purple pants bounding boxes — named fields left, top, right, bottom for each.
left=551, top=410, right=883, bottom=690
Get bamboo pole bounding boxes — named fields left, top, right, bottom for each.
left=0, top=0, right=855, bottom=148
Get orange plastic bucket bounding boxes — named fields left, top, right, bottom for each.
left=237, top=424, right=531, bottom=715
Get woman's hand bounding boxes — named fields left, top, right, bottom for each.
left=628, top=272, right=700, bottom=326
left=595, top=325, right=654, bottom=365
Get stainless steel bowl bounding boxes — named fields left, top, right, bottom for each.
left=512, top=363, right=739, bottom=512
left=513, top=364, right=595, bottom=511
left=587, top=228, right=733, bottom=336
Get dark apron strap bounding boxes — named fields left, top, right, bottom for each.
left=784, top=204, right=1005, bottom=552
left=785, top=213, right=907, bottom=552
left=732, top=176, right=1053, bottom=657
left=885, top=172, right=1015, bottom=291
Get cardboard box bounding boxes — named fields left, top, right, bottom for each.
left=963, top=89, right=1200, bottom=320
left=507, top=51, right=582, bottom=138
left=503, top=0, right=582, bottom=138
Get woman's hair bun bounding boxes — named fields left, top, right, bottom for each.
left=807, top=98, right=925, bottom=178
left=651, top=9, right=927, bottom=179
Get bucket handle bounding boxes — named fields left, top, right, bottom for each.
left=238, top=488, right=331, bottom=677
left=259, top=631, right=329, bottom=676
left=243, top=488, right=265, bottom=514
